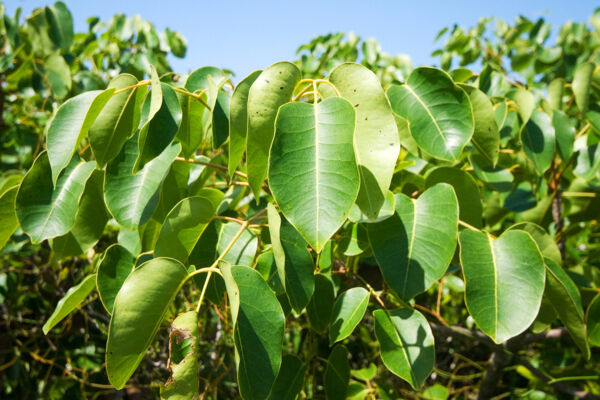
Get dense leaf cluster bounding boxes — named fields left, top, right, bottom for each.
left=2, top=3, right=600, bottom=400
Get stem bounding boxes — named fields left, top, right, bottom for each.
left=194, top=209, right=267, bottom=312
left=173, top=87, right=211, bottom=110
left=458, top=220, right=481, bottom=231
left=175, top=157, right=248, bottom=180
left=112, top=80, right=151, bottom=95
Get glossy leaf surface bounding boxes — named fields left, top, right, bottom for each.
left=269, top=97, right=359, bottom=252
left=329, top=287, right=369, bottom=344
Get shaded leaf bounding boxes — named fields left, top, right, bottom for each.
left=96, top=244, right=135, bottom=313
left=329, top=287, right=369, bottom=345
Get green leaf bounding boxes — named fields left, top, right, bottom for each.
left=105, top=136, right=181, bottom=229
left=106, top=257, right=188, bottom=389
left=459, top=229, right=546, bottom=343
left=51, top=170, right=108, bottom=258
left=89, top=74, right=147, bottom=167
left=165, top=28, right=187, bottom=58
left=96, top=244, right=134, bottom=313
left=154, top=196, right=218, bottom=263
left=268, top=354, right=306, bottom=400
left=572, top=62, right=595, bottom=114
left=47, top=89, right=113, bottom=184
left=0, top=186, right=18, bottom=250
left=459, top=84, right=500, bottom=166
left=269, top=97, right=359, bottom=253
left=306, top=274, right=335, bottom=334
left=45, top=1, right=73, bottom=51
left=521, top=109, right=555, bottom=174
left=426, top=167, right=482, bottom=228
left=229, top=70, right=261, bottom=178
left=217, top=223, right=258, bottom=267
left=212, top=89, right=230, bottom=149
left=367, top=184, right=458, bottom=301
left=387, top=67, right=474, bottom=161
left=324, top=344, right=350, bottom=400
left=328, top=63, right=400, bottom=218
left=508, top=222, right=561, bottom=265
left=176, top=90, right=207, bottom=159
left=16, top=152, right=95, bottom=243
left=135, top=83, right=182, bottom=172
left=221, top=263, right=285, bottom=400
left=329, top=287, right=369, bottom=345
left=44, top=52, right=71, bottom=99
left=160, top=311, right=200, bottom=400
left=470, top=153, right=513, bottom=192
left=247, top=62, right=301, bottom=197
left=511, top=88, right=535, bottom=123
left=373, top=308, right=435, bottom=389
left=340, top=223, right=369, bottom=256
left=553, top=110, right=575, bottom=160
left=547, top=78, right=564, bottom=110
left=267, top=203, right=315, bottom=312
left=587, top=294, right=600, bottom=347
left=348, top=190, right=396, bottom=224
left=42, top=274, right=96, bottom=334
left=574, top=144, right=600, bottom=180
left=544, top=257, right=590, bottom=358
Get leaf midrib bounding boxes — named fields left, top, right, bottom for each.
left=403, top=84, right=450, bottom=152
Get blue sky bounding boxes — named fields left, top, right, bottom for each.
left=6, top=1, right=600, bottom=81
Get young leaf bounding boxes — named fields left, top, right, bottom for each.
left=134, top=82, right=182, bottom=172
left=459, top=84, right=500, bottom=166
left=329, top=287, right=369, bottom=345
left=328, top=63, right=400, bottom=218
left=572, top=62, right=595, bottom=114
left=367, top=184, right=458, bottom=301
left=544, top=257, right=590, bottom=358
left=154, top=196, right=219, bottom=263
left=160, top=311, right=200, bottom=400
left=268, top=203, right=315, bottom=313
left=425, top=167, right=482, bottom=228
left=459, top=229, right=546, bottom=343
left=373, top=308, right=435, bottom=389
left=89, top=74, right=147, bottom=167
left=387, top=67, right=474, bottom=161
left=106, top=257, right=189, bottom=389
left=0, top=186, right=18, bottom=250
left=324, top=344, right=350, bottom=400
left=96, top=244, right=135, bottom=313
left=16, top=152, right=95, bottom=243
left=221, top=263, right=285, bottom=400
left=306, top=274, right=335, bottom=334
left=104, top=135, right=181, bottom=229
left=269, top=97, right=359, bottom=253
left=268, top=354, right=306, bottom=400
left=47, top=89, right=113, bottom=184
left=51, top=170, right=109, bottom=258
left=42, top=274, right=96, bottom=334
left=229, top=70, right=261, bottom=178
left=247, top=62, right=301, bottom=198
left=521, top=109, right=555, bottom=174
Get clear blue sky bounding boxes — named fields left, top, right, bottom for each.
left=6, top=0, right=600, bottom=81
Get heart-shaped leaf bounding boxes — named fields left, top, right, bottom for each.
left=269, top=97, right=359, bottom=252
left=459, top=229, right=545, bottom=343
left=367, top=184, right=458, bottom=301
left=387, top=67, right=474, bottom=161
